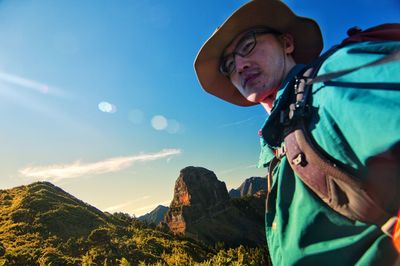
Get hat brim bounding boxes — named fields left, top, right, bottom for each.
left=194, top=0, right=323, bottom=106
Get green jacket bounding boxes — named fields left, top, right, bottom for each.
left=258, top=41, right=400, bottom=265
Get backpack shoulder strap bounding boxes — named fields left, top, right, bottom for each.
left=280, top=66, right=398, bottom=236
left=309, top=23, right=400, bottom=86
left=309, top=49, right=400, bottom=85
left=342, top=23, right=400, bottom=45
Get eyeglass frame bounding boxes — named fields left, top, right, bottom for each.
left=219, top=28, right=281, bottom=77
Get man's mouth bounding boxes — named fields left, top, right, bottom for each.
left=242, top=72, right=260, bottom=89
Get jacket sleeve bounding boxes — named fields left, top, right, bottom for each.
left=311, top=41, right=400, bottom=167
left=310, top=41, right=400, bottom=213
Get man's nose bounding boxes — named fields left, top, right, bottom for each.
left=235, top=55, right=251, bottom=74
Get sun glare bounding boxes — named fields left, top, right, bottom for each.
left=151, top=115, right=168, bottom=130
left=98, top=101, right=117, bottom=113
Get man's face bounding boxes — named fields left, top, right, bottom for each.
left=222, top=29, right=290, bottom=104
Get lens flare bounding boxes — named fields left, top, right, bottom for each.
left=151, top=115, right=167, bottom=130
left=98, top=101, right=117, bottom=113
left=166, top=119, right=180, bottom=134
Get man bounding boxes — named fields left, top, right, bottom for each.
left=194, top=0, right=400, bottom=265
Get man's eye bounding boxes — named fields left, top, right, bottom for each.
left=237, top=38, right=255, bottom=56
left=224, top=57, right=235, bottom=72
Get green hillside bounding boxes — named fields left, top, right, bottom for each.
left=0, top=182, right=267, bottom=265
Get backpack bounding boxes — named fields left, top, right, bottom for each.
left=268, top=23, right=400, bottom=239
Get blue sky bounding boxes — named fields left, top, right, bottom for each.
left=0, top=0, right=398, bottom=216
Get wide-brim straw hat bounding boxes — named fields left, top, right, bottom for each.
left=194, top=0, right=323, bottom=106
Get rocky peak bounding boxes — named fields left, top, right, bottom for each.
left=171, top=166, right=229, bottom=209
left=163, top=167, right=265, bottom=247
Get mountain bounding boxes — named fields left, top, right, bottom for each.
left=1, top=181, right=115, bottom=238
left=229, top=176, right=267, bottom=198
left=162, top=166, right=266, bottom=247
left=138, top=205, right=169, bottom=225
left=0, top=181, right=267, bottom=265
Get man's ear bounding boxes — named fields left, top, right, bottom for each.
left=280, top=34, right=294, bottom=54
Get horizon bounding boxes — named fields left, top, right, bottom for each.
left=0, top=0, right=399, bottom=216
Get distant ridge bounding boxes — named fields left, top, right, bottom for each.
left=138, top=205, right=169, bottom=225
left=229, top=176, right=266, bottom=198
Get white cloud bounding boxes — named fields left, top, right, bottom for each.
left=19, top=149, right=182, bottom=182
left=0, top=70, right=65, bottom=97
left=218, top=164, right=257, bottom=175
left=219, top=115, right=264, bottom=128
left=102, top=195, right=151, bottom=213
left=133, top=200, right=171, bottom=216
left=103, top=199, right=171, bottom=216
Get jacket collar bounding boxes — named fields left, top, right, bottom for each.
left=260, top=64, right=305, bottom=148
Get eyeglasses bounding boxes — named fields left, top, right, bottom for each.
left=219, top=29, right=280, bottom=76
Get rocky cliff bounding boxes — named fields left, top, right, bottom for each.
left=163, top=166, right=265, bottom=247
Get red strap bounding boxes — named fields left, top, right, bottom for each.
left=342, top=23, right=400, bottom=45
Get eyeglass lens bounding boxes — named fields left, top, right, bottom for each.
left=220, top=32, right=256, bottom=76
